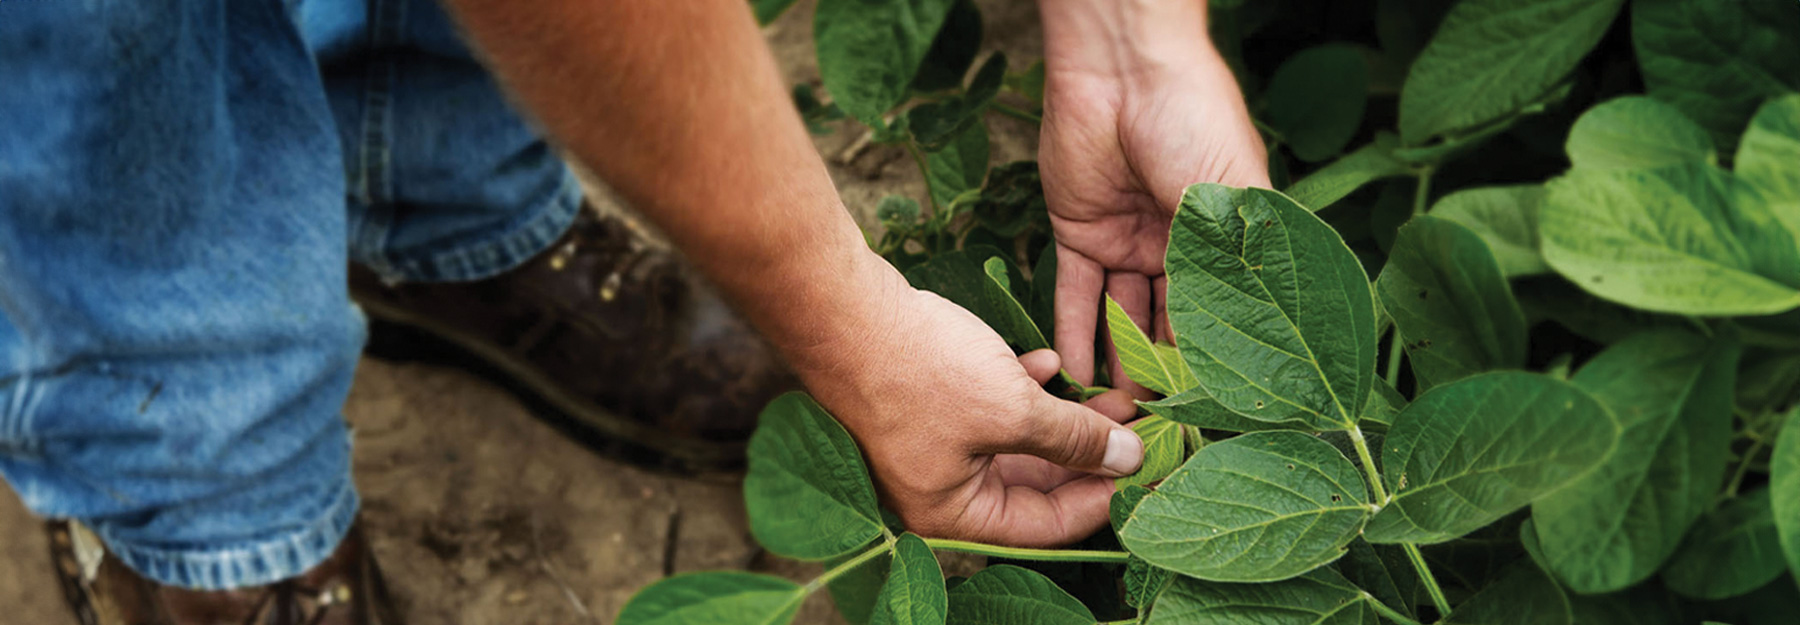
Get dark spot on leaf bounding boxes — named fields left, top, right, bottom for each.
left=1262, top=220, right=1274, bottom=227
left=1330, top=494, right=1342, bottom=502
left=1418, top=289, right=1429, bottom=299
left=1592, top=275, right=1604, bottom=283
left=1286, top=463, right=1295, bottom=470
left=1254, top=400, right=1265, bottom=409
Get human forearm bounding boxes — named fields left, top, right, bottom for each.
left=1038, top=0, right=1218, bottom=82
left=435, top=0, right=893, bottom=371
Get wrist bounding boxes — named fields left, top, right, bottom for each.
left=1038, top=0, right=1217, bottom=84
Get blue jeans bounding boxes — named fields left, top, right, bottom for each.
left=0, top=0, right=581, bottom=589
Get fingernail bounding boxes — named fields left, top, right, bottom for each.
left=1102, top=429, right=1144, bottom=477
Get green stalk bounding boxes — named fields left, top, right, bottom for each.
left=807, top=541, right=895, bottom=592
left=1412, top=167, right=1434, bottom=217
left=988, top=102, right=1042, bottom=124
left=1347, top=425, right=1389, bottom=504
left=1384, top=332, right=1404, bottom=387
left=1402, top=543, right=1453, bottom=617
left=922, top=538, right=1132, bottom=564
left=907, top=143, right=940, bottom=214
left=1365, top=593, right=1427, bottom=625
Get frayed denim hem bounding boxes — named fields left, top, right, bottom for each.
left=97, top=480, right=359, bottom=591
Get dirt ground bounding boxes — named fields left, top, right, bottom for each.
left=0, top=2, right=1043, bottom=623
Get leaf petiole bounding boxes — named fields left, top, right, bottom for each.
left=1364, top=592, right=1427, bottom=625
left=922, top=538, right=1132, bottom=564
left=988, top=102, right=1042, bottom=124
left=807, top=541, right=894, bottom=593
left=1348, top=424, right=1452, bottom=617
left=1401, top=543, right=1452, bottom=617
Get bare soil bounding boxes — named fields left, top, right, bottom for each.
left=0, top=1, right=1042, bottom=622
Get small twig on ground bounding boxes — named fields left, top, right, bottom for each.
left=531, top=513, right=598, bottom=623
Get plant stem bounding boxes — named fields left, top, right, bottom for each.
left=1411, top=167, right=1434, bottom=217
left=1726, top=410, right=1780, bottom=499
left=1347, top=424, right=1389, bottom=504
left=922, top=538, right=1132, bottom=564
left=1365, top=593, right=1427, bottom=625
left=907, top=143, right=940, bottom=213
left=1402, top=543, right=1453, bottom=617
left=808, top=541, right=894, bottom=591
left=1384, top=331, right=1404, bottom=387
left=989, top=102, right=1042, bottom=124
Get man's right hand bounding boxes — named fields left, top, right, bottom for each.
left=792, top=258, right=1144, bottom=547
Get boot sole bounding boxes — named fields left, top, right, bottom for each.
left=353, top=295, right=747, bottom=477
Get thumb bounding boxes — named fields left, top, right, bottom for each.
left=990, top=394, right=1144, bottom=478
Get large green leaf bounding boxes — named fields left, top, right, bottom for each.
left=1165, top=184, right=1378, bottom=430
left=1531, top=330, right=1740, bottom=593
left=1736, top=95, right=1800, bottom=242
left=1566, top=96, right=1717, bottom=170
left=1145, top=568, right=1379, bottom=625
left=1633, top=0, right=1800, bottom=149
left=1398, top=0, right=1624, bottom=144
left=1365, top=372, right=1619, bottom=544
left=1140, top=387, right=1311, bottom=433
left=1283, top=133, right=1412, bottom=211
left=1104, top=295, right=1191, bottom=396
left=1120, top=431, right=1370, bottom=582
left=1432, top=185, right=1549, bottom=278
left=1540, top=163, right=1800, bottom=316
left=745, top=393, right=884, bottom=560
left=1664, top=488, right=1789, bottom=600
left=909, top=0, right=982, bottom=93
left=815, top=0, right=957, bottom=125
left=1441, top=560, right=1573, bottom=625
left=1377, top=215, right=1528, bottom=389
left=871, top=534, right=946, bottom=625
left=1337, top=539, right=1422, bottom=620
left=924, top=121, right=989, bottom=210
left=944, top=565, right=1093, bottom=625
left=1267, top=44, right=1370, bottom=162
left=1773, top=407, right=1800, bottom=586
left=617, top=572, right=804, bottom=625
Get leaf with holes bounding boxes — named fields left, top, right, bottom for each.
left=1377, top=215, right=1529, bottom=389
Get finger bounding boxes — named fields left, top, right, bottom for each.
left=1104, top=272, right=1157, bottom=400
left=1153, top=276, right=1172, bottom=344
left=1054, top=245, right=1105, bottom=386
left=1019, top=349, right=1062, bottom=386
left=954, top=474, right=1116, bottom=547
left=982, top=393, right=1142, bottom=477
left=1084, top=389, right=1139, bottom=424
left=992, top=454, right=1085, bottom=491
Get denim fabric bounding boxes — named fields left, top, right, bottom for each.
left=0, top=0, right=578, bottom=589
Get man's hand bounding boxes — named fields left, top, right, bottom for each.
left=799, top=260, right=1145, bottom=547
left=1037, top=0, right=1270, bottom=394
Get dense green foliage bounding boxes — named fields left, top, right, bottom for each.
left=621, top=0, right=1800, bottom=623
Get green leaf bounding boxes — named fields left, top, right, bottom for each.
left=1110, top=484, right=1153, bottom=535
left=1120, top=431, right=1370, bottom=582
left=878, top=196, right=923, bottom=232
left=1377, top=215, right=1529, bottom=389
left=944, top=565, right=1093, bottom=625
left=745, top=393, right=884, bottom=560
left=910, top=0, right=982, bottom=93
left=871, top=534, right=946, bottom=625
left=827, top=550, right=892, bottom=625
left=1360, top=379, right=1407, bottom=431
left=1145, top=568, right=1379, bottom=625
left=1267, top=44, right=1369, bottom=162
left=1531, top=330, right=1740, bottom=593
left=1432, top=185, right=1549, bottom=278
left=1337, top=539, right=1421, bottom=620
left=903, top=248, right=1045, bottom=353
left=1566, top=96, right=1716, bottom=170
left=1736, top=94, right=1800, bottom=243
left=1773, top=407, right=1800, bottom=585
left=814, top=0, right=957, bottom=125
left=1664, top=488, right=1789, bottom=600
left=617, top=572, right=804, bottom=625
left=1398, top=0, right=1623, bottom=144
left=970, top=160, right=1046, bottom=237
left=1540, top=163, right=1800, bottom=316
left=1365, top=372, right=1619, bottom=544
left=1141, top=387, right=1311, bottom=433
left=1116, top=416, right=1185, bottom=489
left=1165, top=184, right=1378, bottom=431
left=1633, top=0, right=1800, bottom=149
left=1104, top=295, right=1191, bottom=396
left=1282, top=133, right=1413, bottom=211
left=1027, top=240, right=1057, bottom=340
left=1567, top=586, right=1684, bottom=625
left=925, top=121, right=989, bottom=210
left=751, top=0, right=801, bottom=26
left=1123, top=556, right=1172, bottom=610
left=1441, top=560, right=1573, bottom=625
left=1003, top=60, right=1045, bottom=106
left=1514, top=280, right=1685, bottom=346
left=908, top=54, right=1007, bottom=151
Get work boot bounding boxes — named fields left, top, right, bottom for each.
left=350, top=202, right=798, bottom=473
left=47, top=521, right=402, bottom=625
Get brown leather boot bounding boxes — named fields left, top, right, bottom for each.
left=350, top=203, right=798, bottom=473
left=47, top=521, right=402, bottom=625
